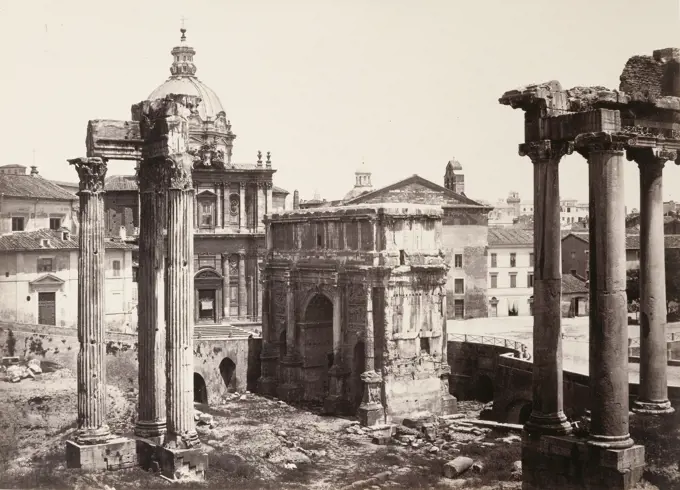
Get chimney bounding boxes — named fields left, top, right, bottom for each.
left=62, top=230, right=70, bottom=241
left=120, top=226, right=127, bottom=241
left=293, top=190, right=300, bottom=210
left=30, top=166, right=39, bottom=176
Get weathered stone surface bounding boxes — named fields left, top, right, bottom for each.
left=443, top=456, right=473, bottom=478
left=620, top=49, right=680, bottom=99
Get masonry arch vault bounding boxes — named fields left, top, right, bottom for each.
left=299, top=292, right=334, bottom=402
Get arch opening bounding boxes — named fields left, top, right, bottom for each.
left=194, top=372, right=208, bottom=405
left=302, top=293, right=334, bottom=402
left=219, top=357, right=237, bottom=391
left=353, top=341, right=366, bottom=411
left=506, top=399, right=533, bottom=425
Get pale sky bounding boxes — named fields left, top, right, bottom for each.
left=2, top=0, right=680, bottom=209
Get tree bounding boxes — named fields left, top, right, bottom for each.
left=626, top=269, right=640, bottom=304
left=665, top=249, right=680, bottom=310
left=6, top=329, right=16, bottom=357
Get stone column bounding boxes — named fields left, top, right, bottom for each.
left=239, top=182, right=246, bottom=233
left=266, top=182, right=273, bottom=217
left=222, top=254, right=230, bottom=320
left=135, top=158, right=167, bottom=442
left=629, top=146, right=675, bottom=414
left=357, top=282, right=385, bottom=426
left=576, top=132, right=633, bottom=449
left=257, top=258, right=263, bottom=319
left=69, top=157, right=111, bottom=444
left=518, top=140, right=572, bottom=436
left=439, top=283, right=457, bottom=414
left=258, top=272, right=279, bottom=396
left=238, top=250, right=246, bottom=318
left=223, top=184, right=230, bottom=230
left=164, top=153, right=200, bottom=449
left=324, top=285, right=350, bottom=415
left=257, top=183, right=265, bottom=233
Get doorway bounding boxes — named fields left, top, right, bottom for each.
left=303, top=294, right=334, bottom=401
left=38, top=292, right=56, bottom=325
left=198, top=289, right=217, bottom=323
left=194, top=373, right=208, bottom=404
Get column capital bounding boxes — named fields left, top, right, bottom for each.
left=574, top=132, right=628, bottom=158
left=239, top=181, right=247, bottom=190
left=264, top=181, right=273, bottom=190
left=518, top=140, right=574, bottom=163
left=167, top=155, right=193, bottom=190
left=627, top=146, right=677, bottom=167
left=238, top=249, right=246, bottom=257
left=69, top=157, right=108, bottom=193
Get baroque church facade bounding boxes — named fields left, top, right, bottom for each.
left=103, top=29, right=288, bottom=328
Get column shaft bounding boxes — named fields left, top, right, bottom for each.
left=70, top=157, right=111, bottom=444
left=165, top=174, right=199, bottom=448
left=579, top=133, right=633, bottom=449
left=223, top=184, right=229, bottom=230
left=265, top=183, right=273, bottom=217
left=135, top=160, right=167, bottom=439
left=239, top=183, right=246, bottom=232
left=365, top=285, right=375, bottom=372
left=238, top=251, right=246, bottom=318
left=632, top=148, right=674, bottom=413
left=222, top=254, right=230, bottom=320
left=286, top=283, right=295, bottom=352
left=520, top=140, right=571, bottom=435
left=257, top=183, right=265, bottom=232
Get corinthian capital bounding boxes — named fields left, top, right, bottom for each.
left=574, top=132, right=628, bottom=159
left=518, top=140, right=574, bottom=164
left=626, top=146, right=678, bottom=168
left=167, top=154, right=193, bottom=190
left=69, top=157, right=108, bottom=193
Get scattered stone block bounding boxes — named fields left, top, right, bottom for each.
left=27, top=359, right=42, bottom=374
left=443, top=456, right=474, bottom=478
left=372, top=435, right=391, bottom=445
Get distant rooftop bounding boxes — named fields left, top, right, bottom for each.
left=0, top=229, right=137, bottom=252
left=0, top=174, right=77, bottom=201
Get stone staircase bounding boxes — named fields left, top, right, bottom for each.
left=193, top=324, right=252, bottom=339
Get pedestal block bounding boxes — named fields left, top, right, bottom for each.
left=66, top=438, right=137, bottom=472
left=136, top=438, right=208, bottom=481
left=439, top=365, right=458, bottom=415
left=277, top=355, right=303, bottom=403
left=357, top=371, right=385, bottom=427
left=522, top=433, right=644, bottom=490
left=323, top=364, right=351, bottom=415
left=257, top=342, right=279, bottom=397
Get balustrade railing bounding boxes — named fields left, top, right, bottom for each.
left=448, top=333, right=528, bottom=353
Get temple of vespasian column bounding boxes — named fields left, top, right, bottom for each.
left=66, top=94, right=208, bottom=481
left=500, top=48, right=680, bottom=489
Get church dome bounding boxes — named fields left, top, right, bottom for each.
left=148, top=28, right=226, bottom=122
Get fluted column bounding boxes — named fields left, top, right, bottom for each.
left=265, top=182, right=273, bottom=217
left=357, top=282, right=385, bottom=426
left=239, top=182, right=246, bottom=233
left=576, top=132, right=633, bottom=449
left=165, top=154, right=199, bottom=449
left=519, top=139, right=572, bottom=436
left=222, top=254, right=230, bottom=320
left=629, top=146, right=675, bottom=414
left=238, top=250, right=246, bottom=318
left=69, top=156, right=111, bottom=444
left=257, top=258, right=263, bottom=319
left=135, top=159, right=167, bottom=441
left=257, top=183, right=265, bottom=233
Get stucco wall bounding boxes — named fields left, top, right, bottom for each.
left=193, top=337, right=255, bottom=405
left=0, top=197, right=77, bottom=234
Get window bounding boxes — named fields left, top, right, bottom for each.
left=567, top=207, right=571, bottom=213
left=11, top=217, right=25, bottom=231
left=571, top=251, right=576, bottom=260
left=399, top=250, right=405, bottom=266
left=112, top=260, right=121, bottom=277
left=490, top=273, right=498, bottom=289
left=49, top=217, right=61, bottom=230
left=491, top=253, right=497, bottom=268
left=37, top=258, right=53, bottom=273
left=420, top=337, right=430, bottom=354
left=510, top=273, right=517, bottom=288
left=454, top=254, right=463, bottom=268
left=510, top=253, right=516, bottom=268
left=454, top=299, right=465, bottom=319
left=132, top=266, right=139, bottom=283
left=454, top=278, right=464, bottom=294
left=527, top=273, right=534, bottom=288
left=529, top=253, right=534, bottom=267
left=586, top=270, right=590, bottom=281
left=200, top=201, right=214, bottom=227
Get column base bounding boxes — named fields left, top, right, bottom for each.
left=65, top=437, right=136, bottom=472
left=440, top=393, right=458, bottom=415
left=631, top=399, right=675, bottom=415
left=257, top=376, right=278, bottom=398
left=134, top=421, right=167, bottom=445
left=522, top=433, right=644, bottom=489
left=525, top=410, right=573, bottom=436
left=588, top=433, right=635, bottom=450
left=157, top=445, right=208, bottom=481
left=357, top=403, right=385, bottom=427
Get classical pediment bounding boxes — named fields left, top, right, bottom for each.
left=196, top=189, right=218, bottom=198
left=29, top=274, right=65, bottom=290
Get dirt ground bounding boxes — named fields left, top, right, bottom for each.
left=0, top=363, right=523, bottom=490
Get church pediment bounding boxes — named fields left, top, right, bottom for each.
left=196, top=189, right=218, bottom=198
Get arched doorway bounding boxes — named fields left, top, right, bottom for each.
left=506, top=399, right=532, bottom=424
left=353, top=341, right=366, bottom=411
left=194, top=373, right=208, bottom=404
left=219, top=358, right=237, bottom=391
left=195, top=268, right=223, bottom=324
left=302, top=293, right=334, bottom=402
left=475, top=374, right=494, bottom=403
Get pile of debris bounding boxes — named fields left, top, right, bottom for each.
left=1, top=358, right=42, bottom=383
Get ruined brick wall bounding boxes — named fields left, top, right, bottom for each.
left=104, top=191, right=138, bottom=238
left=441, top=212, right=488, bottom=319
left=561, top=235, right=589, bottom=278
left=194, top=337, right=252, bottom=405
left=619, top=50, right=679, bottom=98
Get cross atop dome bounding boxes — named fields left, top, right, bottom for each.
left=170, top=26, right=197, bottom=76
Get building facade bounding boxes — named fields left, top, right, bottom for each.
left=487, top=228, right=534, bottom=317
left=258, top=204, right=455, bottom=424
left=98, top=30, right=289, bottom=327
left=0, top=229, right=137, bottom=332
left=0, top=165, right=78, bottom=235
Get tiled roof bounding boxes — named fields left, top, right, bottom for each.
left=625, top=235, right=680, bottom=250
left=0, top=229, right=137, bottom=252
left=105, top=175, right=138, bottom=192
left=272, top=186, right=289, bottom=195
left=0, top=175, right=77, bottom=201
left=488, top=228, right=533, bottom=246
left=562, top=274, right=588, bottom=295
